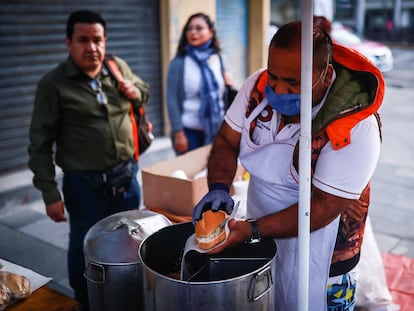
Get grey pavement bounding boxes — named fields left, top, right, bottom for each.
left=1, top=51, right=414, bottom=299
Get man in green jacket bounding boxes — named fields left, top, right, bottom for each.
left=28, top=10, right=149, bottom=310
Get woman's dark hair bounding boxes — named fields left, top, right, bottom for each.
left=176, top=12, right=221, bottom=56
left=66, top=10, right=106, bottom=39
left=270, top=21, right=333, bottom=73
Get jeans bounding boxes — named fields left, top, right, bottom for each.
left=184, top=127, right=205, bottom=152
left=62, top=160, right=140, bottom=310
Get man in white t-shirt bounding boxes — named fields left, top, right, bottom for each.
left=192, top=21, right=384, bottom=310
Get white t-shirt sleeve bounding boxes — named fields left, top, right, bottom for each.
left=312, top=114, right=381, bottom=199
left=224, top=70, right=264, bottom=133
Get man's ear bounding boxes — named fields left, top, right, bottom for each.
left=66, top=38, right=71, bottom=49
left=324, top=64, right=334, bottom=87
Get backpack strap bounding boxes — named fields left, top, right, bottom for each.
left=292, top=130, right=330, bottom=175
left=245, top=70, right=268, bottom=140
left=104, top=54, right=124, bottom=83
left=246, top=70, right=268, bottom=118
left=218, top=54, right=225, bottom=75
left=104, top=55, right=139, bottom=160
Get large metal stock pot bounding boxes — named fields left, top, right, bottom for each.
left=83, top=209, right=171, bottom=311
left=139, top=222, right=277, bottom=311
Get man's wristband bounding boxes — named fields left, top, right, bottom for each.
left=246, top=218, right=261, bottom=244
left=209, top=183, right=230, bottom=193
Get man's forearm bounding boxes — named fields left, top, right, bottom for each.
left=207, top=125, right=240, bottom=188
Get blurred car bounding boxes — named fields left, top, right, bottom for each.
left=331, top=22, right=394, bottom=72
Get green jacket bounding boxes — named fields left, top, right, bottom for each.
left=28, top=56, right=149, bottom=204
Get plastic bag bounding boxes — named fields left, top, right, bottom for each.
left=355, top=216, right=400, bottom=311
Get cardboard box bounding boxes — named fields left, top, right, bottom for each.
left=142, top=145, right=244, bottom=217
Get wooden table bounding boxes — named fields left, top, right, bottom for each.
left=7, top=285, right=80, bottom=311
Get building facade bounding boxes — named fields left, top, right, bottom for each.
left=3, top=0, right=407, bottom=175
left=270, top=0, right=414, bottom=42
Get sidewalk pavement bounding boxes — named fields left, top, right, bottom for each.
left=1, top=83, right=414, bottom=300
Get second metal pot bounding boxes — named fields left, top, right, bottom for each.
left=83, top=209, right=172, bottom=311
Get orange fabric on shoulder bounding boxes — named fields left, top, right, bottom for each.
left=327, top=43, right=385, bottom=150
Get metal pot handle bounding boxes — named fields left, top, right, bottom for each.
left=84, top=261, right=105, bottom=284
left=118, top=217, right=142, bottom=235
left=248, top=266, right=273, bottom=301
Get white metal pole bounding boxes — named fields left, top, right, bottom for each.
left=298, top=1, right=313, bottom=310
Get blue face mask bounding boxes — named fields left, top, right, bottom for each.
left=264, top=85, right=301, bottom=116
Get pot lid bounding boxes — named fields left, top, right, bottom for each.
left=84, top=209, right=171, bottom=264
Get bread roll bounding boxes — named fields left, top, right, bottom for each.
left=195, top=210, right=227, bottom=250
left=0, top=271, right=31, bottom=299
left=0, top=283, right=11, bottom=311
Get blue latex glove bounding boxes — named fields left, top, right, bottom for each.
left=192, top=183, right=234, bottom=224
